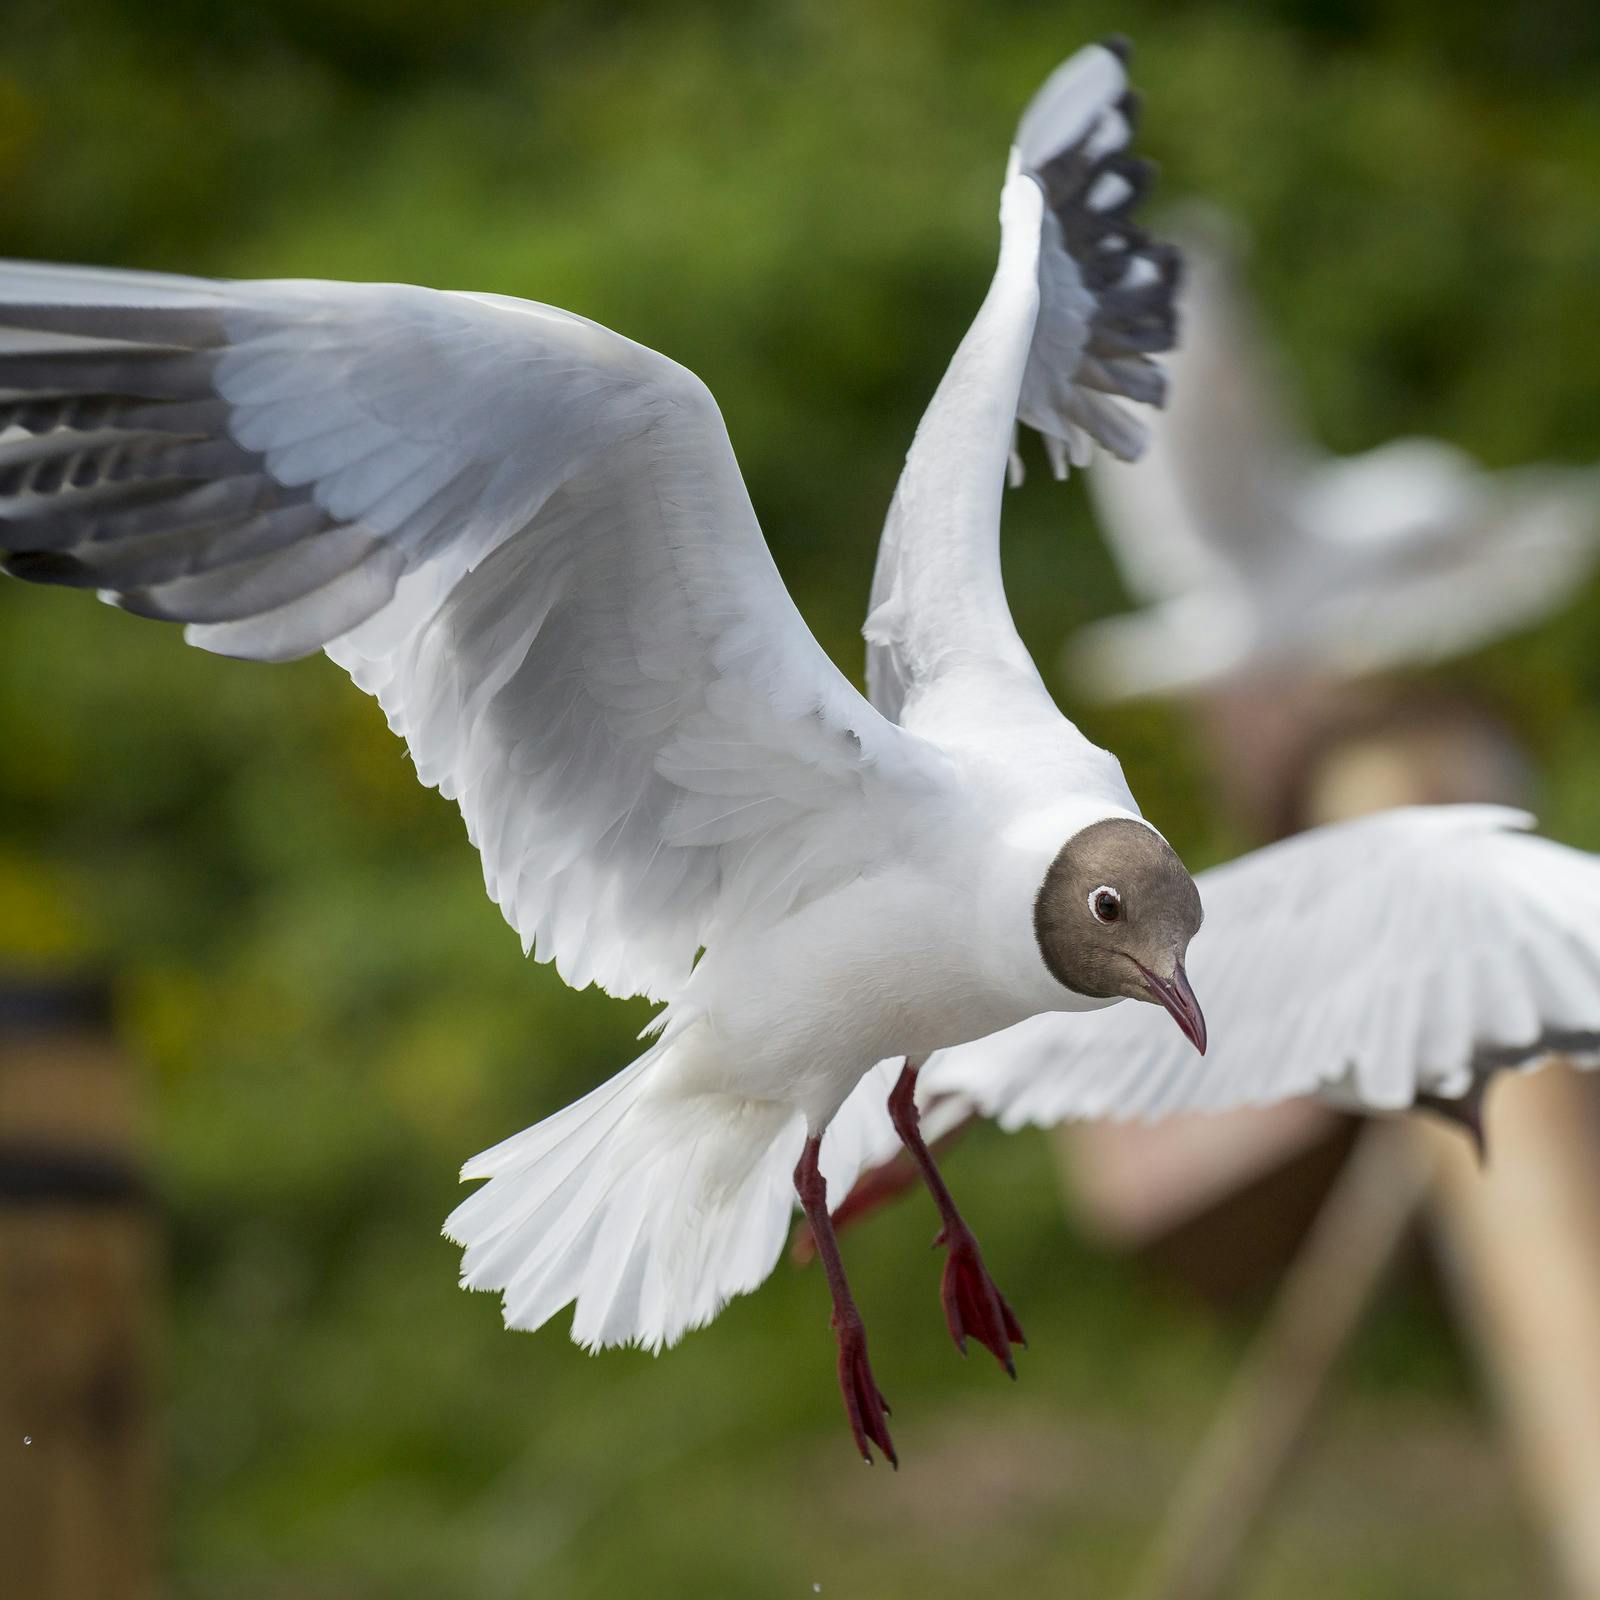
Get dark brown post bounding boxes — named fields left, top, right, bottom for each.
left=0, top=976, right=158, bottom=1600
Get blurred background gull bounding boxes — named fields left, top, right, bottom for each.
left=1071, top=210, right=1600, bottom=704
left=2, top=2, right=1600, bottom=1599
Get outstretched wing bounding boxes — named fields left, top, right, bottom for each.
left=1293, top=442, right=1600, bottom=675
left=864, top=39, right=1180, bottom=737
left=916, top=807, right=1600, bottom=1128
left=0, top=263, right=950, bottom=1001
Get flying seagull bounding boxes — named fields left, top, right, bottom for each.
left=0, top=40, right=1192, bottom=1464
left=1068, top=222, right=1600, bottom=702
left=825, top=806, right=1600, bottom=1196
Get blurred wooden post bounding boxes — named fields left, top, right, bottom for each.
left=1126, top=1120, right=1435, bottom=1600
left=1423, top=1068, right=1600, bottom=1597
left=1123, top=690, right=1600, bottom=1599
left=0, top=976, right=158, bottom=1600
left=1304, top=711, right=1600, bottom=1598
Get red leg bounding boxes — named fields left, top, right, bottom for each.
left=889, top=1060, right=1025, bottom=1376
left=789, top=1108, right=978, bottom=1263
left=793, top=1135, right=897, bottom=1467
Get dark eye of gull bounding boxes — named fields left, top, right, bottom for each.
left=1089, top=886, right=1121, bottom=924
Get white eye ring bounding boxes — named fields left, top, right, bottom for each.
left=1089, top=885, right=1121, bottom=923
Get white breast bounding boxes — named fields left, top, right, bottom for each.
left=680, top=787, right=1125, bottom=1127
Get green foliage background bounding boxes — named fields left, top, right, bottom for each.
left=2, top=2, right=1598, bottom=1594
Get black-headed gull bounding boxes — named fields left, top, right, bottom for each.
left=0, top=40, right=1193, bottom=1463
left=832, top=807, right=1600, bottom=1187
left=1068, top=223, right=1600, bottom=701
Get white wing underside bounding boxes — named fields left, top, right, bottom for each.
left=0, top=264, right=950, bottom=1001
left=836, top=807, right=1600, bottom=1154
left=863, top=40, right=1177, bottom=803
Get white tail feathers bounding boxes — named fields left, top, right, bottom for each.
left=444, top=1041, right=807, bottom=1352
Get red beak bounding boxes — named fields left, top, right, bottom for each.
left=1137, top=961, right=1207, bottom=1055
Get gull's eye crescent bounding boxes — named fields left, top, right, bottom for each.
left=1089, top=885, right=1121, bottom=924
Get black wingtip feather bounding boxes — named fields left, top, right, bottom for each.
left=1, top=549, right=96, bottom=586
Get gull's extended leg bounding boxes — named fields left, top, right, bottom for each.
left=888, top=1059, right=1025, bottom=1375
left=793, top=1135, right=897, bottom=1467
left=789, top=1110, right=979, bottom=1264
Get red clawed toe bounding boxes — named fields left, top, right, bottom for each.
left=937, top=1221, right=1025, bottom=1376
left=835, top=1312, right=897, bottom=1467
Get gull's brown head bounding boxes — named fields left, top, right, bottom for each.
left=1033, top=817, right=1206, bottom=1052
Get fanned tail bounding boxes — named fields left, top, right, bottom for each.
left=444, top=1036, right=807, bottom=1351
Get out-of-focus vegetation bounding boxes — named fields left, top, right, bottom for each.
left=1, top=1, right=1598, bottom=1595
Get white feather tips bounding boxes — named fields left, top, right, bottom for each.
left=446, top=1033, right=809, bottom=1353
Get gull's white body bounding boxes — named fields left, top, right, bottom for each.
left=1069, top=227, right=1600, bottom=700
left=0, top=44, right=1174, bottom=1350
left=839, top=806, right=1600, bottom=1169
left=672, top=798, right=1121, bottom=1126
